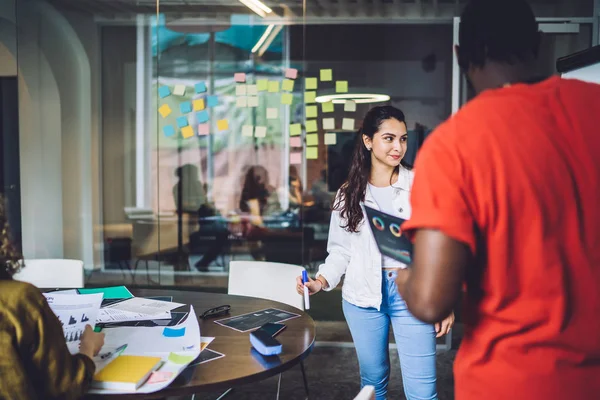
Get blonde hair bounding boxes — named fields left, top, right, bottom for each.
left=0, top=196, right=22, bottom=279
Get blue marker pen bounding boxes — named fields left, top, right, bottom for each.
left=302, top=270, right=310, bottom=310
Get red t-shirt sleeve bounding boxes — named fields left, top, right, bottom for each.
left=402, top=124, right=478, bottom=254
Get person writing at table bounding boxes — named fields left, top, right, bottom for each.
left=0, top=198, right=105, bottom=399
left=296, top=106, right=454, bottom=400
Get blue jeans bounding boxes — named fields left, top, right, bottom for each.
left=343, top=270, right=438, bottom=400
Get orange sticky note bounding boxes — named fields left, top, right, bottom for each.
left=217, top=119, right=229, bottom=131
left=234, top=72, right=246, bottom=83
left=290, top=137, right=302, bottom=147
left=181, top=126, right=194, bottom=139
left=193, top=99, right=205, bottom=111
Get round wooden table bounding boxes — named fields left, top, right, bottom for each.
left=88, top=289, right=315, bottom=399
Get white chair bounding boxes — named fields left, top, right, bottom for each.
left=353, top=386, right=375, bottom=400
left=228, top=261, right=309, bottom=398
left=13, top=259, right=84, bottom=288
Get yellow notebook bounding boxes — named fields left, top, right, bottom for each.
left=93, top=355, right=163, bottom=390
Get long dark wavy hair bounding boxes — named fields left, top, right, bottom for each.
left=333, top=106, right=412, bottom=233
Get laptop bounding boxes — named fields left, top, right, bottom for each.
left=363, top=205, right=413, bottom=264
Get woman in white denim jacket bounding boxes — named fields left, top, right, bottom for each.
left=297, top=106, right=454, bottom=400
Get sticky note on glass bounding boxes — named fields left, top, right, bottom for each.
left=236, top=97, right=247, bottom=108
left=290, top=152, right=302, bottom=165
left=158, top=86, right=171, bottom=98
left=320, top=69, right=332, bottom=81
left=267, top=108, right=278, bottom=119
left=180, top=101, right=192, bottom=114
left=163, top=125, right=175, bottom=137
left=193, top=99, right=205, bottom=111
left=304, top=91, right=316, bottom=103
left=305, top=119, right=318, bottom=133
left=217, top=119, right=228, bottom=131
left=248, top=96, right=259, bottom=107
left=268, top=81, right=280, bottom=93
left=282, top=79, right=295, bottom=92
left=336, top=81, right=348, bottom=93
left=323, top=117, right=335, bottom=130
left=247, top=84, right=258, bottom=95
left=306, top=133, right=319, bottom=146
left=181, top=126, right=194, bottom=139
left=324, top=133, right=337, bottom=145
left=168, top=352, right=196, bottom=365
left=305, top=77, right=317, bottom=90
left=198, top=123, right=210, bottom=136
left=255, top=126, right=267, bottom=138
left=177, top=116, right=188, bottom=128
left=343, top=118, right=355, bottom=131
left=194, top=82, right=207, bottom=93
left=281, top=93, right=293, bottom=105
left=344, top=100, right=357, bottom=112
left=257, top=79, right=268, bottom=91
left=285, top=68, right=298, bottom=79
left=306, top=147, right=318, bottom=159
left=322, top=101, right=334, bottom=113
left=234, top=72, right=246, bottom=83
left=236, top=85, right=247, bottom=96
left=290, top=123, right=302, bottom=136
left=306, top=105, right=318, bottom=118
left=290, top=137, right=302, bottom=147
left=207, top=96, right=218, bottom=107
left=173, top=84, right=186, bottom=96
left=158, top=104, right=172, bottom=118
left=196, top=110, right=209, bottom=123
left=242, top=125, right=254, bottom=137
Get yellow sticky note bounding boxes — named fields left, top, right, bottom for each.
left=305, top=77, right=318, bottom=90
left=322, top=101, right=334, bottom=113
left=181, top=126, right=194, bottom=139
left=158, top=104, right=172, bottom=118
left=281, top=93, right=293, bottom=105
left=336, top=81, right=348, bottom=93
left=268, top=81, right=280, bottom=93
left=267, top=108, right=278, bottom=119
left=242, top=125, right=254, bottom=137
left=344, top=100, right=357, bottom=112
left=217, top=119, right=229, bottom=131
left=193, top=99, right=205, bottom=111
left=246, top=84, right=258, bottom=95
left=289, top=123, right=302, bottom=136
left=306, top=133, right=319, bottom=146
left=342, top=118, right=355, bottom=131
left=320, top=69, right=332, bottom=81
left=306, top=105, right=318, bottom=118
left=282, top=79, right=295, bottom=92
left=304, top=91, right=316, bottom=103
left=247, top=96, right=259, bottom=107
left=323, top=118, right=335, bottom=130
left=257, top=80, right=268, bottom=91
left=236, top=85, right=247, bottom=96
left=254, top=126, right=267, bottom=138
left=306, top=147, right=318, bottom=159
left=236, top=97, right=247, bottom=108
left=305, top=119, right=318, bottom=133
left=324, top=133, right=337, bottom=145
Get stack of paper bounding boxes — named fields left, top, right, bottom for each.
left=98, top=298, right=185, bottom=324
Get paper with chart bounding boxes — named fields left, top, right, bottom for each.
left=106, top=297, right=185, bottom=316
left=43, top=293, right=103, bottom=354
left=97, top=307, right=171, bottom=324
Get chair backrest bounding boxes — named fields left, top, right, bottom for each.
left=353, top=386, right=375, bottom=400
left=13, top=259, right=85, bottom=288
left=228, top=261, right=305, bottom=310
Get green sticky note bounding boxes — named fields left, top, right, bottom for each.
left=320, top=69, right=332, bottom=81
left=322, top=101, right=334, bottom=113
left=305, top=119, right=318, bottom=133
left=304, top=91, right=316, bottom=103
left=281, top=93, right=293, bottom=105
left=257, top=79, right=268, bottom=91
left=268, top=81, right=280, bottom=93
left=336, top=81, right=348, bottom=93
left=306, top=147, right=318, bottom=159
left=168, top=352, right=196, bottom=365
left=282, top=79, right=295, bottom=92
left=78, top=286, right=133, bottom=299
left=305, top=77, right=318, bottom=90
left=306, top=133, right=319, bottom=146
left=290, top=123, right=302, bottom=136
left=306, top=105, right=318, bottom=118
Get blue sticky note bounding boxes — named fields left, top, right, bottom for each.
left=196, top=110, right=209, bottom=123
left=195, top=82, right=207, bottom=93
left=163, top=327, right=186, bottom=337
left=180, top=101, right=192, bottom=114
left=158, top=86, right=171, bottom=98
left=176, top=116, right=188, bottom=128
left=207, top=95, right=218, bottom=107
left=163, top=125, right=175, bottom=137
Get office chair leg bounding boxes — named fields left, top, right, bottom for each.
left=276, top=373, right=282, bottom=400
left=300, top=360, right=309, bottom=398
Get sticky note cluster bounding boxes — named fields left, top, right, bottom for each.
left=242, top=125, right=267, bottom=138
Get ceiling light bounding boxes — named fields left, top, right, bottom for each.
left=238, top=0, right=272, bottom=18
left=257, top=25, right=282, bottom=56
left=252, top=24, right=274, bottom=53
left=315, top=93, right=390, bottom=104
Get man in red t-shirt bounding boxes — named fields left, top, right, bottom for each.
left=395, top=0, right=600, bottom=398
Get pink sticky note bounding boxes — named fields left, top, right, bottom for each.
left=234, top=73, right=246, bottom=83
left=285, top=68, right=298, bottom=79
left=290, top=152, right=302, bottom=165
left=148, top=371, right=174, bottom=384
left=290, top=137, right=302, bottom=147
left=198, top=123, right=210, bottom=136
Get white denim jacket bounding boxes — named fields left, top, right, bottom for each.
left=316, top=167, right=413, bottom=310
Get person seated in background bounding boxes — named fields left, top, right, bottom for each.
left=0, top=197, right=105, bottom=399
left=239, top=165, right=281, bottom=227
left=287, top=166, right=314, bottom=211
